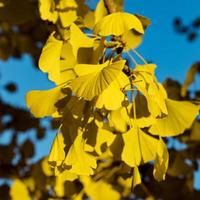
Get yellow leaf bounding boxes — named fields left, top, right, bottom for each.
left=108, top=108, right=128, bottom=133
left=122, top=30, right=143, bottom=51
left=134, top=64, right=156, bottom=83
left=59, top=10, right=77, bottom=27
left=63, top=130, right=97, bottom=175
left=57, top=0, right=78, bottom=9
left=39, top=0, right=58, bottom=23
left=39, top=33, right=63, bottom=84
left=149, top=99, right=199, bottom=137
left=134, top=64, right=168, bottom=117
left=95, top=72, right=129, bottom=110
left=118, top=100, right=156, bottom=128
left=41, top=157, right=53, bottom=176
left=70, top=23, right=94, bottom=59
left=132, top=166, right=141, bottom=188
left=81, top=177, right=120, bottom=200
left=76, top=38, right=104, bottom=64
left=121, top=126, right=158, bottom=167
left=70, top=60, right=126, bottom=100
left=181, top=62, right=200, bottom=97
left=10, top=179, right=31, bottom=200
left=95, top=0, right=108, bottom=24
left=153, top=138, right=169, bottom=181
left=54, top=170, right=78, bottom=197
left=48, top=132, right=66, bottom=167
left=94, top=12, right=144, bottom=36
left=26, top=87, right=64, bottom=118
left=94, top=128, right=115, bottom=155
left=59, top=60, right=76, bottom=84
left=95, top=84, right=125, bottom=110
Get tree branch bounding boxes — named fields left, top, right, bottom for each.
left=103, top=0, right=117, bottom=13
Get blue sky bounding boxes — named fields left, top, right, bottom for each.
left=0, top=0, right=200, bottom=189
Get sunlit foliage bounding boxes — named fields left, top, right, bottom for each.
left=1, top=0, right=200, bottom=199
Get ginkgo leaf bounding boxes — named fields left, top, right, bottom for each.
left=54, top=170, right=78, bottom=197
left=39, top=0, right=58, bottom=23
left=10, top=179, right=31, bottom=200
left=63, top=130, right=97, bottom=175
left=59, top=10, right=77, bottom=27
left=134, top=64, right=168, bottom=117
left=94, top=128, right=116, bottom=155
left=41, top=157, right=53, bottom=177
left=70, top=60, right=126, bottom=100
left=81, top=177, right=120, bottom=200
left=95, top=0, right=107, bottom=24
left=121, top=126, right=158, bottom=167
left=59, top=60, right=76, bottom=85
left=26, top=87, right=64, bottom=118
left=48, top=132, right=66, bottom=167
left=61, top=41, right=76, bottom=61
left=108, top=108, right=128, bottom=133
left=149, top=99, right=200, bottom=137
left=39, top=33, right=63, bottom=84
left=118, top=176, right=132, bottom=190
left=57, top=0, right=78, bottom=9
left=147, top=83, right=168, bottom=116
left=122, top=30, right=143, bottom=51
left=95, top=84, right=125, bottom=110
left=95, top=72, right=129, bottom=110
left=118, top=100, right=156, bottom=129
left=76, top=38, right=104, bottom=65
left=181, top=62, right=200, bottom=97
left=132, top=166, right=141, bottom=188
left=94, top=12, right=144, bottom=36
left=153, top=138, right=169, bottom=181
left=70, top=23, right=94, bottom=59
left=134, top=64, right=157, bottom=83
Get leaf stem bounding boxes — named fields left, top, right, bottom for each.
left=103, top=0, right=117, bottom=13
left=131, top=49, right=147, bottom=64
left=127, top=51, right=138, bottom=66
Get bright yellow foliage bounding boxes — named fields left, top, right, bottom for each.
left=94, top=12, right=144, bottom=36
left=26, top=87, right=64, bottom=118
left=26, top=0, right=200, bottom=198
left=39, top=33, right=63, bottom=84
left=63, top=130, right=97, bottom=175
left=153, top=138, right=169, bottom=181
left=10, top=179, right=31, bottom=200
left=70, top=60, right=125, bottom=100
left=121, top=126, right=158, bottom=167
left=149, top=99, right=200, bottom=136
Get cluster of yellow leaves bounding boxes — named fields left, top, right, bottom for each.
left=24, top=0, right=200, bottom=199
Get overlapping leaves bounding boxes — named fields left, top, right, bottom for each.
left=25, top=0, right=200, bottom=199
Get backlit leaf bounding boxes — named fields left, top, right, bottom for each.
left=121, top=126, right=158, bottom=167
left=70, top=60, right=126, bottom=100
left=94, top=12, right=144, bottom=36
left=39, top=33, right=63, bottom=84
left=149, top=99, right=199, bottom=137
left=64, top=130, right=97, bottom=175
left=26, top=87, right=64, bottom=118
